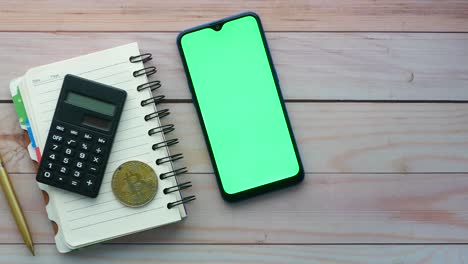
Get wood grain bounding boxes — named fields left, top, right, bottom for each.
left=1, top=0, right=467, bottom=260
left=2, top=172, right=468, bottom=244
left=3, top=102, right=468, bottom=174
left=2, top=32, right=468, bottom=101
left=1, top=1, right=468, bottom=32
left=169, top=102, right=468, bottom=174
left=2, top=244, right=468, bottom=263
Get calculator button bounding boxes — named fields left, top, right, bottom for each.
left=55, top=125, right=65, bottom=132
left=88, top=165, right=99, bottom=173
left=80, top=142, right=90, bottom=151
left=69, top=179, right=80, bottom=188
left=75, top=161, right=85, bottom=169
left=64, top=148, right=75, bottom=156
left=51, top=134, right=63, bottom=142
left=42, top=171, right=52, bottom=179
left=48, top=153, right=57, bottom=161
left=83, top=133, right=93, bottom=141
left=69, top=129, right=79, bottom=137
left=45, top=162, right=54, bottom=170
left=61, top=157, right=70, bottom=165
left=83, top=178, right=95, bottom=192
left=78, top=152, right=88, bottom=160
left=54, top=175, right=66, bottom=184
left=49, top=143, right=61, bottom=152
left=97, top=137, right=107, bottom=144
left=66, top=139, right=77, bottom=147
left=59, top=166, right=69, bottom=175
left=91, top=156, right=101, bottom=164
left=93, top=146, right=103, bottom=155
left=72, top=170, right=82, bottom=178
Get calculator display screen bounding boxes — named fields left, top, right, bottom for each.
left=82, top=114, right=112, bottom=131
left=65, top=91, right=116, bottom=116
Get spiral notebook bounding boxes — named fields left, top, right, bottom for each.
left=10, top=43, right=195, bottom=252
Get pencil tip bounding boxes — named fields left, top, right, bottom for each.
left=29, top=245, right=35, bottom=256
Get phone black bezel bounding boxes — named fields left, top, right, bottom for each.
left=177, top=11, right=304, bottom=202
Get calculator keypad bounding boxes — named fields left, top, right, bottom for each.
left=36, top=121, right=110, bottom=197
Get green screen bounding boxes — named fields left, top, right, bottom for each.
left=180, top=15, right=300, bottom=195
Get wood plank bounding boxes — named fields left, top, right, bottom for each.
left=1, top=1, right=468, bottom=32
left=2, top=172, right=468, bottom=244
left=169, top=102, right=468, bottom=174
left=2, top=244, right=468, bottom=263
left=3, top=102, right=468, bottom=174
left=1, top=32, right=468, bottom=101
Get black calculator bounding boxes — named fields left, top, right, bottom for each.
left=36, top=74, right=127, bottom=198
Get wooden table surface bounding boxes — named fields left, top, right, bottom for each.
left=1, top=1, right=468, bottom=263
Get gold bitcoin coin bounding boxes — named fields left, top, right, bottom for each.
left=112, top=161, right=158, bottom=207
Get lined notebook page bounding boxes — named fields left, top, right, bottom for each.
left=23, top=43, right=181, bottom=248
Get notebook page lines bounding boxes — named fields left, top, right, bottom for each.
left=31, top=61, right=128, bottom=90
left=33, top=62, right=137, bottom=114
left=69, top=198, right=162, bottom=223
left=63, top=176, right=164, bottom=231
left=70, top=203, right=164, bottom=231
left=24, top=43, right=182, bottom=247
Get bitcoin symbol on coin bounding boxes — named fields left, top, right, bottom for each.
left=112, top=161, right=158, bottom=207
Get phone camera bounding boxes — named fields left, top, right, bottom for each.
left=213, top=24, right=222, bottom=31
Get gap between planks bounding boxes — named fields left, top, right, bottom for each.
left=2, top=100, right=468, bottom=104
left=2, top=242, right=468, bottom=246
left=1, top=31, right=468, bottom=33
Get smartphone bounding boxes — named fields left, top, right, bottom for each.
left=177, top=12, right=304, bottom=201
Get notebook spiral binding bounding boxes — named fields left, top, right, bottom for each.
left=129, top=53, right=195, bottom=210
